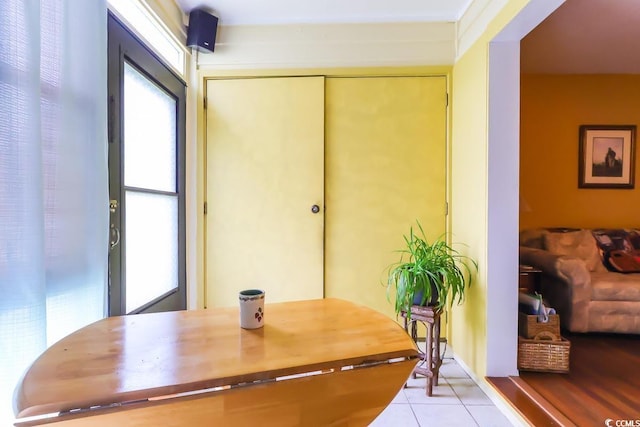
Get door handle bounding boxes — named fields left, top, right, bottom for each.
left=109, top=199, right=120, bottom=250
left=110, top=224, right=120, bottom=250
left=311, top=204, right=320, bottom=214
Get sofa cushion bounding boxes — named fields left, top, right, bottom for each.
left=543, top=230, right=606, bottom=272
left=590, top=272, right=640, bottom=301
left=519, top=228, right=547, bottom=249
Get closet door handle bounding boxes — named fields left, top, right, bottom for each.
left=311, top=204, right=320, bottom=214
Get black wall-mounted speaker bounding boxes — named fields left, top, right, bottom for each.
left=186, top=9, right=219, bottom=53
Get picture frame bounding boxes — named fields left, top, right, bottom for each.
left=578, top=125, right=636, bottom=189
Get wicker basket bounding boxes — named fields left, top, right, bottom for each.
left=518, top=312, right=560, bottom=340
left=517, top=336, right=570, bottom=373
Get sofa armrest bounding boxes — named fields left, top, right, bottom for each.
left=519, top=246, right=590, bottom=285
left=519, top=246, right=592, bottom=332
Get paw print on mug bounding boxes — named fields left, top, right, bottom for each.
left=254, top=307, right=263, bottom=322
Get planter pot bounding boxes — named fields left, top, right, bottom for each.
left=412, top=286, right=439, bottom=307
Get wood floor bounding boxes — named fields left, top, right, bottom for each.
left=490, top=333, right=640, bottom=426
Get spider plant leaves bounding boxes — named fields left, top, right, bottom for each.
left=386, top=221, right=478, bottom=320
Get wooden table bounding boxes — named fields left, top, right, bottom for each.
left=14, top=298, right=418, bottom=426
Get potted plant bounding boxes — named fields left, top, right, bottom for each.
left=386, top=221, right=478, bottom=319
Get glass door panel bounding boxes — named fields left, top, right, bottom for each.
left=122, top=61, right=179, bottom=314
left=124, top=62, right=176, bottom=192
left=124, top=191, right=178, bottom=313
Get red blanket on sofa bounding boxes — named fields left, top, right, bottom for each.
left=592, top=229, right=640, bottom=273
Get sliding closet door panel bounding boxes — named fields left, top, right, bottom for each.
left=325, top=76, right=447, bottom=319
left=205, top=77, right=325, bottom=308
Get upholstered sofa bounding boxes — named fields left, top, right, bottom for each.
left=519, top=228, right=640, bottom=334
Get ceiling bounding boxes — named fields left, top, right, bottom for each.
left=174, top=0, right=472, bottom=26
left=174, top=0, right=640, bottom=74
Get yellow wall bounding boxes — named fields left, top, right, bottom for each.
left=521, top=74, right=640, bottom=230
left=450, top=0, right=530, bottom=378
left=450, top=41, right=489, bottom=379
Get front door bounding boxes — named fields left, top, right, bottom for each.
left=205, top=76, right=325, bottom=308
left=107, top=14, right=186, bottom=315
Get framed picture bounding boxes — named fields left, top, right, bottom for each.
left=579, top=125, right=636, bottom=189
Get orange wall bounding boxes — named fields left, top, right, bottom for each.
left=520, top=74, right=640, bottom=230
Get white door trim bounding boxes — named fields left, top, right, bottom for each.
left=485, top=0, right=565, bottom=376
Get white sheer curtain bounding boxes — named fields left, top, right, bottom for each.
left=0, top=0, right=108, bottom=422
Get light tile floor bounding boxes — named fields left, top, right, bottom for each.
left=370, top=343, right=516, bottom=427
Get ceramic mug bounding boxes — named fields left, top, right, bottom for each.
left=239, top=289, right=265, bottom=329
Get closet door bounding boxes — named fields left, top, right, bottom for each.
left=325, top=76, right=447, bottom=318
left=205, top=77, right=325, bottom=308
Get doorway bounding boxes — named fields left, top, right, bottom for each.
left=107, top=13, right=187, bottom=315
left=485, top=0, right=564, bottom=375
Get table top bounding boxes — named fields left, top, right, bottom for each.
left=15, top=298, right=418, bottom=419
